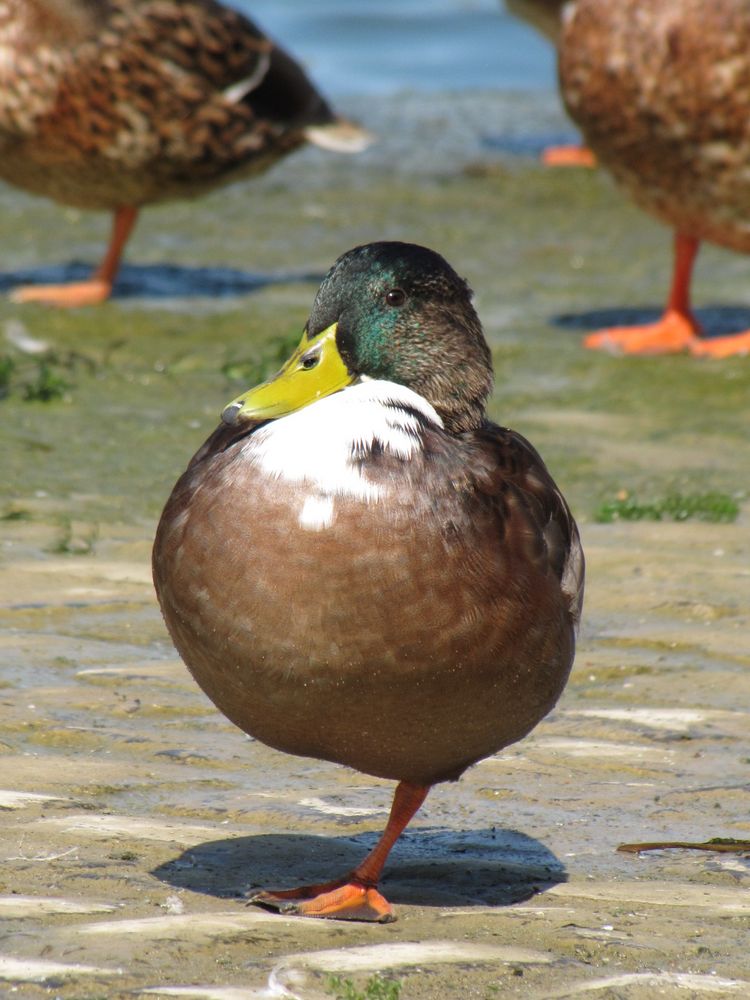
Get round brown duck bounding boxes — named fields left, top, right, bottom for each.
left=153, top=241, right=585, bottom=921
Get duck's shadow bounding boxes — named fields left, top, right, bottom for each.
left=0, top=262, right=325, bottom=300
left=554, top=304, right=750, bottom=339
left=152, top=827, right=567, bottom=909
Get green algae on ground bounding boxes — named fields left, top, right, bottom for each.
left=0, top=349, right=85, bottom=403
left=0, top=506, right=31, bottom=521
left=328, top=973, right=403, bottom=1000
left=22, top=359, right=72, bottom=401
left=595, top=491, right=741, bottom=524
left=0, top=353, right=14, bottom=396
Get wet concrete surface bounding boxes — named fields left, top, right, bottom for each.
left=1, top=91, right=749, bottom=999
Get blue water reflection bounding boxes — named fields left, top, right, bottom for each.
left=230, top=1, right=555, bottom=96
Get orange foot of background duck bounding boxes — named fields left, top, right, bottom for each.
left=10, top=207, right=137, bottom=308
left=584, top=233, right=750, bottom=357
left=542, top=145, right=597, bottom=168
left=583, top=307, right=699, bottom=355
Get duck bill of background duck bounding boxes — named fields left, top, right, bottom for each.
left=221, top=322, right=353, bottom=424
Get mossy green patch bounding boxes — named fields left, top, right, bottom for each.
left=0, top=353, right=14, bottom=396
left=595, top=491, right=741, bottom=524
left=0, top=349, right=92, bottom=402
left=328, top=974, right=402, bottom=1000
left=0, top=506, right=31, bottom=521
left=22, top=360, right=72, bottom=401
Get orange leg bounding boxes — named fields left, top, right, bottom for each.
left=10, top=205, right=138, bottom=308
left=248, top=781, right=429, bottom=922
left=542, top=145, right=597, bottom=168
left=584, top=232, right=702, bottom=354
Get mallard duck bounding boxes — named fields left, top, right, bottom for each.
left=505, top=0, right=595, bottom=167
left=152, top=241, right=584, bottom=922
left=559, top=0, right=750, bottom=357
left=0, top=1, right=367, bottom=308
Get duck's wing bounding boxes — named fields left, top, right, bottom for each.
left=469, top=422, right=585, bottom=627
left=124, top=0, right=334, bottom=128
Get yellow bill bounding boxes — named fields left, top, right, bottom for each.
left=221, top=322, right=353, bottom=425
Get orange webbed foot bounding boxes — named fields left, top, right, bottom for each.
left=541, top=145, right=597, bottom=168
left=690, top=330, right=750, bottom=358
left=10, top=279, right=113, bottom=308
left=247, top=782, right=427, bottom=923
left=248, top=878, right=395, bottom=922
left=583, top=308, right=699, bottom=355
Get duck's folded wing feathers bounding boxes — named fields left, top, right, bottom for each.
left=470, top=423, right=585, bottom=627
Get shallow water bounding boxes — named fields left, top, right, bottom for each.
left=1, top=85, right=750, bottom=999
left=231, top=0, right=556, bottom=97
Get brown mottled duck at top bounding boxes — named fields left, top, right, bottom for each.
left=0, top=0, right=368, bottom=308
left=152, top=241, right=585, bottom=922
left=559, top=0, right=750, bottom=357
left=505, top=0, right=595, bottom=167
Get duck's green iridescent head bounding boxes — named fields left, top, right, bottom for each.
left=222, top=242, right=493, bottom=433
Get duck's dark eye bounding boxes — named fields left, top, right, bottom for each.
left=385, top=288, right=406, bottom=307
left=301, top=353, right=319, bottom=370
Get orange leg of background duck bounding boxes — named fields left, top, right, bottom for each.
left=249, top=781, right=429, bottom=922
left=584, top=232, right=701, bottom=355
left=10, top=205, right=138, bottom=308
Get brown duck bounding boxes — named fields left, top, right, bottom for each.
left=558, top=0, right=750, bottom=356
left=0, top=0, right=366, bottom=307
left=152, top=241, right=585, bottom=922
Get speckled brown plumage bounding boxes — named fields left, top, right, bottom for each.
left=0, top=0, right=338, bottom=209
left=0, top=0, right=362, bottom=305
left=560, top=0, right=750, bottom=255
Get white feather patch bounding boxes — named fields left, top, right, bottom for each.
left=299, top=495, right=335, bottom=531
left=247, top=380, right=442, bottom=503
